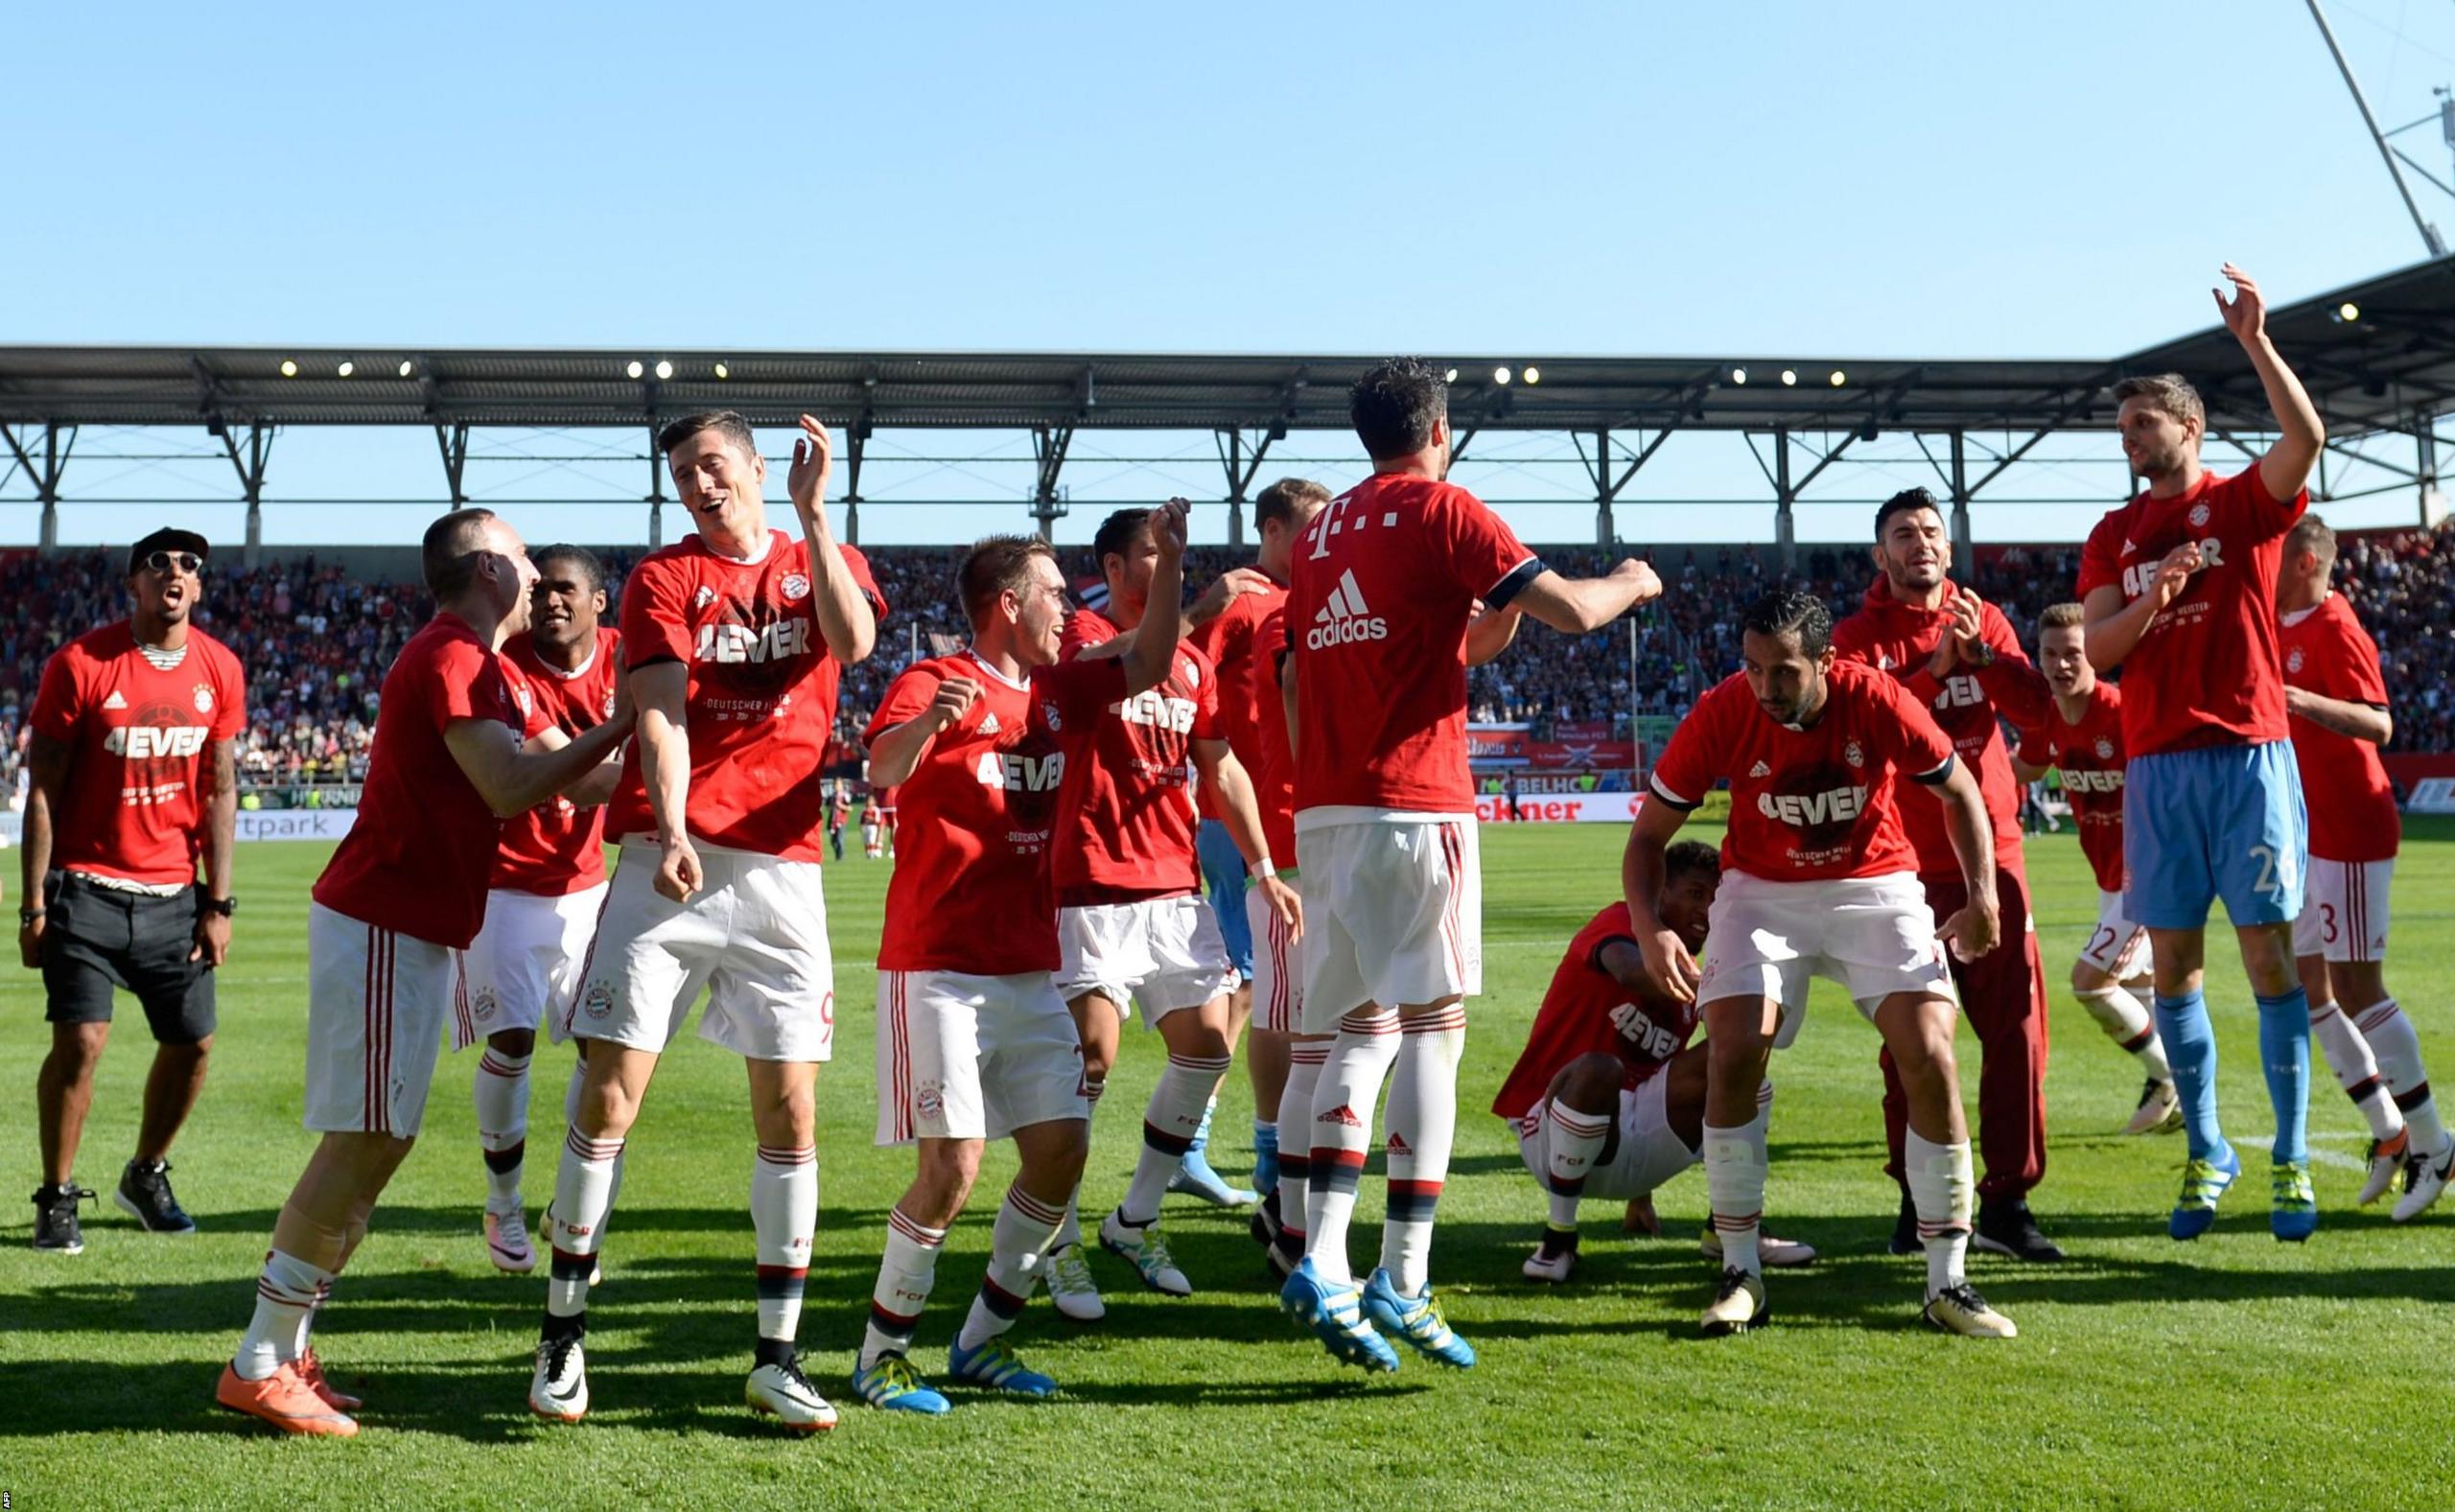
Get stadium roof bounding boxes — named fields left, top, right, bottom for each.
left=6, top=257, right=2454, bottom=439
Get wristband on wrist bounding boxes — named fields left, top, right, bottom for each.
left=1249, top=855, right=1275, bottom=879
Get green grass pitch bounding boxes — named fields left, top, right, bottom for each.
left=4, top=822, right=2453, bottom=1509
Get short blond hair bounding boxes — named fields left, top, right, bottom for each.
left=2286, top=514, right=2337, bottom=568
left=2111, top=372, right=2205, bottom=430
left=2038, top=601, right=2086, bottom=633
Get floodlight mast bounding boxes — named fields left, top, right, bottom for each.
left=2306, top=0, right=2447, bottom=257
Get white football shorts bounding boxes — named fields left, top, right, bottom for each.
left=561, top=841, right=835, bottom=1063
left=303, top=902, right=459, bottom=1138
left=454, top=883, right=608, bottom=1050
left=1055, top=892, right=1236, bottom=1026
left=2293, top=856, right=2394, bottom=964
left=1511, top=1074, right=1697, bottom=1202
left=2077, top=887, right=2150, bottom=980
left=874, top=968, right=1089, bottom=1146
left=1695, top=871, right=1953, bottom=1047
left=1294, top=813, right=1482, bottom=1033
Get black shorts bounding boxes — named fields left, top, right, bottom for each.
left=40, top=872, right=217, bottom=1044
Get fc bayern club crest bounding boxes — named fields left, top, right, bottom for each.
left=193, top=685, right=215, bottom=713
left=781, top=572, right=810, bottom=602
left=2286, top=646, right=2304, bottom=673
left=2094, top=736, right=2114, bottom=759
left=1843, top=738, right=1865, bottom=769
left=1042, top=701, right=1062, bottom=731
left=2188, top=501, right=2211, bottom=529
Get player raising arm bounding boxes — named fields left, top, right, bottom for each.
left=1276, top=356, right=1660, bottom=1376
left=1623, top=590, right=2013, bottom=1339
left=850, top=502, right=1190, bottom=1415
left=2276, top=516, right=2452, bottom=1220
left=216, top=510, right=632, bottom=1437
left=2077, top=266, right=2327, bottom=1243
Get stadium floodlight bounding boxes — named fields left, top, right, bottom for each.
left=1522, top=365, right=1541, bottom=384
left=654, top=360, right=674, bottom=381
left=279, top=359, right=298, bottom=378
left=1493, top=366, right=1512, bottom=384
left=1730, top=367, right=1747, bottom=384
left=1829, top=369, right=1846, bottom=386
left=713, top=361, right=729, bottom=380
left=1780, top=369, right=1797, bottom=385
left=396, top=359, right=414, bottom=378
left=337, top=361, right=354, bottom=378
left=626, top=360, right=645, bottom=380
left=2339, top=302, right=2361, bottom=322
left=1443, top=367, right=1459, bottom=383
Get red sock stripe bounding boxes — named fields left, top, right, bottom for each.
left=257, top=1279, right=317, bottom=1307
left=1710, top=1211, right=1761, bottom=1231
left=1003, top=1186, right=1065, bottom=1227
left=479, top=1053, right=527, bottom=1078
left=1167, top=1054, right=1233, bottom=1072
left=755, top=1264, right=809, bottom=1280
left=887, top=1208, right=947, bottom=1248
left=1309, top=1147, right=1368, bottom=1172
left=454, top=959, right=475, bottom=1047
left=1338, top=1011, right=1400, bottom=1035
left=565, top=1127, right=624, bottom=1162
left=2357, top=1001, right=2404, bottom=1035
left=1916, top=1222, right=1969, bottom=1238
left=756, top=1145, right=817, bottom=1167
left=1403, top=1007, right=1467, bottom=1035
left=1389, top=1178, right=1444, bottom=1199
left=1290, top=1045, right=1332, bottom=1065
left=1546, top=1105, right=1611, bottom=1137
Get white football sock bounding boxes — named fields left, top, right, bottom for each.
left=958, top=1185, right=1066, bottom=1351
left=545, top=1128, right=623, bottom=1318
left=751, top=1144, right=816, bottom=1343
left=1378, top=1007, right=1464, bottom=1294
left=475, top=1048, right=532, bottom=1211
left=236, top=1250, right=334, bottom=1381
left=1905, top=1130, right=1973, bottom=1299
left=1275, top=1040, right=1329, bottom=1252
left=2358, top=999, right=2450, bottom=1151
left=862, top=1208, right=947, bottom=1368
left=2309, top=1000, right=2404, bottom=1142
left=1542, top=1098, right=1611, bottom=1231
left=1121, top=1051, right=1230, bottom=1224
left=1301, top=1009, right=1402, bottom=1286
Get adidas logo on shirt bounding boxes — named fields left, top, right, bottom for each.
left=1748, top=760, right=1770, bottom=778
left=104, top=691, right=129, bottom=710
left=979, top=711, right=1000, bottom=734
left=1305, top=568, right=1389, bottom=650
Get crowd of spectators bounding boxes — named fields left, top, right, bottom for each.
left=9, top=520, right=2454, bottom=803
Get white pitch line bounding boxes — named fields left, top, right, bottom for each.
left=2238, top=1135, right=2366, bottom=1173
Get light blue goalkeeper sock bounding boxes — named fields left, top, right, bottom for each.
left=2254, top=987, right=2313, bottom=1166
left=2155, top=989, right=2227, bottom=1163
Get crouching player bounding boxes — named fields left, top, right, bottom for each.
left=1625, top=590, right=2014, bottom=1338
left=1494, top=840, right=1814, bottom=1282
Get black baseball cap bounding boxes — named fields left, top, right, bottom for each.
left=128, top=527, right=211, bottom=574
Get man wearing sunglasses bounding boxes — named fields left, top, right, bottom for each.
left=23, top=527, right=246, bottom=1256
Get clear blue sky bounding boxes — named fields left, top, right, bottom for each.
left=9, top=1, right=2455, bottom=549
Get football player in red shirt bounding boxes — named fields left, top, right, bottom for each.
left=1184, top=477, right=1332, bottom=1210
left=1494, top=844, right=1813, bottom=1283
left=23, top=526, right=244, bottom=1254
left=1039, top=507, right=1298, bottom=1319
left=2276, top=516, right=2451, bottom=1219
left=852, top=508, right=1190, bottom=1414
left=2077, top=267, right=2326, bottom=1242
left=827, top=780, right=852, bottom=863
left=2003, top=603, right=2177, bottom=1134
left=218, top=509, right=631, bottom=1437
left=1834, top=489, right=2061, bottom=1262
left=1626, top=589, right=2013, bottom=1339
left=450, top=545, right=623, bottom=1274
left=529, top=412, right=879, bottom=1433
left=1279, top=357, right=1661, bottom=1375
